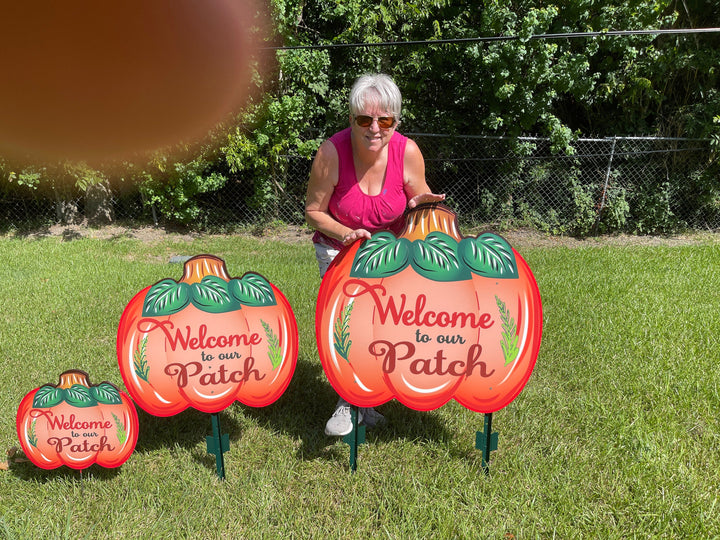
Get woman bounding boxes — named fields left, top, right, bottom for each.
left=305, top=73, right=445, bottom=436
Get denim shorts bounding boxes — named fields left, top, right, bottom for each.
left=313, top=242, right=340, bottom=278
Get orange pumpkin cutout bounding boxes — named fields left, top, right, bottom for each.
left=117, top=255, right=298, bottom=416
left=16, top=370, right=139, bottom=470
left=316, top=204, right=543, bottom=413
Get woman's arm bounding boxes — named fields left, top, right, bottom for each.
left=305, top=140, right=372, bottom=245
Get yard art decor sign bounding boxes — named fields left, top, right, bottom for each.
left=16, top=370, right=139, bottom=470
left=117, top=255, right=298, bottom=416
left=316, top=203, right=542, bottom=466
left=116, top=254, right=298, bottom=478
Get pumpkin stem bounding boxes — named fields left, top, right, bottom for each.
left=180, top=255, right=230, bottom=284
left=57, top=369, right=90, bottom=389
left=400, top=203, right=463, bottom=241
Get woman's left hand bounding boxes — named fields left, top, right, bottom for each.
left=408, top=192, right=446, bottom=208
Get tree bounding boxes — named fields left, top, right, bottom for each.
left=258, top=0, right=714, bottom=145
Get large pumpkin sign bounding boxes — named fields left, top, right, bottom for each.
left=316, top=204, right=542, bottom=413
left=16, top=370, right=139, bottom=470
left=117, top=255, right=298, bottom=416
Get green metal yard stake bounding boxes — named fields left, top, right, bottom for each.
left=475, top=412, right=498, bottom=473
left=206, top=412, right=230, bottom=480
left=342, top=405, right=365, bottom=472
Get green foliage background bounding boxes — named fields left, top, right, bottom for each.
left=1, top=0, right=718, bottom=232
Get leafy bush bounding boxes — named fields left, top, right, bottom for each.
left=597, top=185, right=630, bottom=234
left=137, top=155, right=227, bottom=226
left=222, top=48, right=328, bottom=222
left=631, top=181, right=679, bottom=234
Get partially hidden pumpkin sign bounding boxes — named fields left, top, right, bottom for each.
left=117, top=255, right=298, bottom=416
left=316, top=204, right=542, bottom=413
left=16, top=370, right=139, bottom=470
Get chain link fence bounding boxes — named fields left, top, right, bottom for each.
left=1, top=135, right=716, bottom=235
left=414, top=134, right=718, bottom=234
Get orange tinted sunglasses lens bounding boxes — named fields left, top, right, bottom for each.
left=355, top=115, right=395, bottom=129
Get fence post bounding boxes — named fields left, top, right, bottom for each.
left=594, top=136, right=617, bottom=233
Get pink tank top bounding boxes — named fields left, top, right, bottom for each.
left=312, top=127, right=408, bottom=250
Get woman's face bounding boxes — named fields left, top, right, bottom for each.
left=349, top=96, right=396, bottom=154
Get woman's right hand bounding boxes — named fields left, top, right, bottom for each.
left=408, top=192, right=446, bottom=208
left=342, top=228, right=372, bottom=245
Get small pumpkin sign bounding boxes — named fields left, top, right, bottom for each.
left=117, top=255, right=298, bottom=416
left=316, top=203, right=543, bottom=413
left=16, top=370, right=139, bottom=470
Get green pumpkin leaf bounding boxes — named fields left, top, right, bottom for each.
left=229, top=273, right=276, bottom=306
left=350, top=232, right=411, bottom=278
left=459, top=234, right=519, bottom=279
left=32, top=385, right=64, bottom=408
left=411, top=232, right=470, bottom=282
left=191, top=276, right=240, bottom=313
left=64, top=385, right=97, bottom=408
left=143, top=279, right=192, bottom=316
left=91, top=383, right=122, bottom=405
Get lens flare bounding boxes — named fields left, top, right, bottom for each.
left=0, top=1, right=267, bottom=163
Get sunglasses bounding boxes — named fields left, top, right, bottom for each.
left=354, top=115, right=396, bottom=129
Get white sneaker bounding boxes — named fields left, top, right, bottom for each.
left=360, top=407, right=386, bottom=428
left=325, top=400, right=364, bottom=436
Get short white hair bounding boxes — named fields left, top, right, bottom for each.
left=349, top=74, right=402, bottom=120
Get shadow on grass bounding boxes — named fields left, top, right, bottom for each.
left=239, top=354, right=455, bottom=462
left=9, top=360, right=472, bottom=479
left=6, top=409, right=226, bottom=481
left=9, top=460, right=122, bottom=483
left=133, top=406, right=244, bottom=476
left=133, top=407, right=242, bottom=451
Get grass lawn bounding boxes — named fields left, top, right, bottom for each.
left=0, top=230, right=718, bottom=538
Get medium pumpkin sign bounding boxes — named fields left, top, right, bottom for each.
left=117, top=255, right=298, bottom=416
left=316, top=204, right=543, bottom=413
left=16, top=370, right=139, bottom=470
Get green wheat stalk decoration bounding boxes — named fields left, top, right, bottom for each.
left=261, top=320, right=283, bottom=370
left=28, top=419, right=38, bottom=447
left=133, top=335, right=150, bottom=382
left=112, top=413, right=127, bottom=445
left=333, top=302, right=354, bottom=361
left=496, top=295, right=520, bottom=366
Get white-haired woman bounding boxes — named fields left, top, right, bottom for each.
left=305, top=73, right=445, bottom=436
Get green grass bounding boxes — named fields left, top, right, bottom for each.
left=1, top=233, right=719, bottom=538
